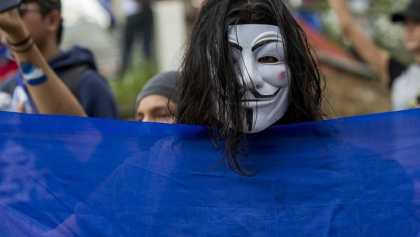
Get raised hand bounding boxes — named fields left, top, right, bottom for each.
left=0, top=8, right=28, bottom=44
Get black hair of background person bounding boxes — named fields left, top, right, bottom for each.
left=176, top=0, right=324, bottom=176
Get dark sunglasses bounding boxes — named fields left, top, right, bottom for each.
left=18, top=3, right=42, bottom=16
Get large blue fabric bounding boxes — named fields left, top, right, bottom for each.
left=1, top=110, right=420, bottom=236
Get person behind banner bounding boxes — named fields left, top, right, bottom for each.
left=0, top=2, right=86, bottom=116
left=328, top=0, right=420, bottom=111
left=135, top=71, right=180, bottom=123
left=176, top=0, right=324, bottom=175
left=0, top=0, right=118, bottom=119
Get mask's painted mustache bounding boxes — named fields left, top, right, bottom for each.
left=240, top=87, right=281, bottom=101
left=246, top=108, right=253, bottom=132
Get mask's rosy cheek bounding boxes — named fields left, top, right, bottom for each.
left=279, top=71, right=286, bottom=80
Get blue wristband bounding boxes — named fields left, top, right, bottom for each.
left=20, top=62, right=48, bottom=86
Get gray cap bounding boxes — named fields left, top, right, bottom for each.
left=136, top=71, right=182, bottom=109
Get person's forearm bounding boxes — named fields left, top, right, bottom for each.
left=328, top=0, right=390, bottom=83
left=328, top=0, right=356, bottom=33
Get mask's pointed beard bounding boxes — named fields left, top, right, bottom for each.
left=246, top=107, right=253, bottom=132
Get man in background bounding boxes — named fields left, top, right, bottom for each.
left=120, top=0, right=154, bottom=76
left=1, top=0, right=118, bottom=119
left=135, top=71, right=180, bottom=123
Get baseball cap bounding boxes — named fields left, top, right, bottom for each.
left=392, top=0, right=420, bottom=22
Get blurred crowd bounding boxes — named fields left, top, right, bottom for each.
left=0, top=0, right=419, bottom=125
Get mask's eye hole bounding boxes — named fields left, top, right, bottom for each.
left=229, top=42, right=242, bottom=51
left=258, top=56, right=278, bottom=63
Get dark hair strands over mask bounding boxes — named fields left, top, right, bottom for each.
left=177, top=0, right=325, bottom=176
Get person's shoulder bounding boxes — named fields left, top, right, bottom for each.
left=78, top=69, right=108, bottom=87
left=77, top=69, right=112, bottom=100
left=77, top=70, right=118, bottom=119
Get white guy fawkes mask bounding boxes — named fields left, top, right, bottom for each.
left=227, top=24, right=290, bottom=133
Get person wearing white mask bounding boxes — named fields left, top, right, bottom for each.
left=176, top=0, right=324, bottom=175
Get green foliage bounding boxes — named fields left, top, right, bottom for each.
left=110, top=61, right=158, bottom=119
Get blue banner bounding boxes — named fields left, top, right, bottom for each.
left=1, top=110, right=420, bottom=236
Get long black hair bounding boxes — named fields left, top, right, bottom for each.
left=177, top=0, right=324, bottom=176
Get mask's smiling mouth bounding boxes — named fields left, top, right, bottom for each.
left=240, top=87, right=282, bottom=102
left=241, top=99, right=260, bottom=102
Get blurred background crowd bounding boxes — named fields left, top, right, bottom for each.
left=0, top=0, right=415, bottom=120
